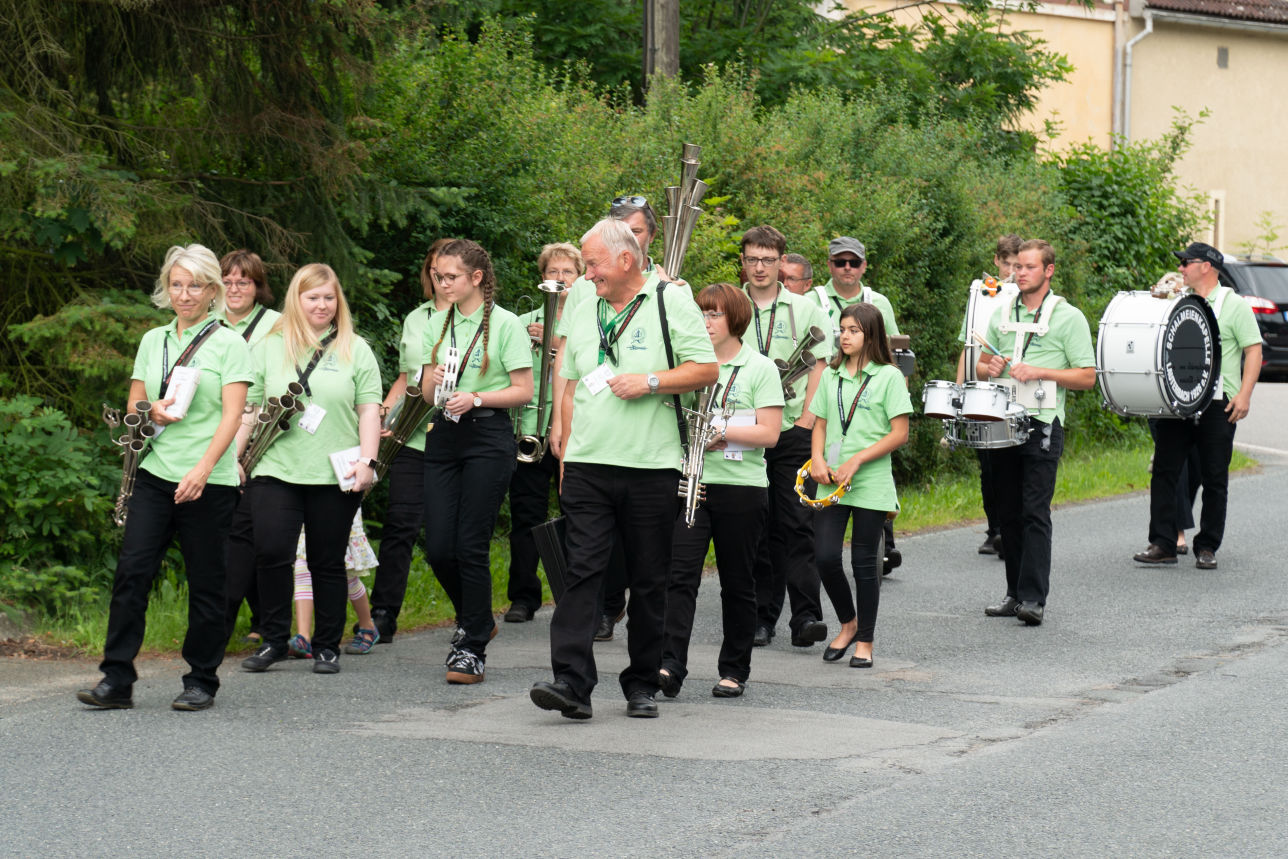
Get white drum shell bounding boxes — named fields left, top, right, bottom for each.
left=961, top=381, right=1008, bottom=421
left=922, top=380, right=960, bottom=419
left=963, top=280, right=1019, bottom=382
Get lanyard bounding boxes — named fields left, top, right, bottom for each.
left=596, top=294, right=645, bottom=365
left=161, top=318, right=221, bottom=390
left=836, top=370, right=872, bottom=436
left=720, top=365, right=742, bottom=410
left=294, top=330, right=337, bottom=397
left=1012, top=292, right=1052, bottom=361
left=752, top=289, right=779, bottom=356
left=240, top=306, right=268, bottom=342
left=448, top=311, right=487, bottom=372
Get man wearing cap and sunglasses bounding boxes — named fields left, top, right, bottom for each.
left=812, top=237, right=901, bottom=344
left=1133, top=241, right=1261, bottom=571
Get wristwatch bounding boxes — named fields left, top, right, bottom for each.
left=472, top=393, right=483, bottom=408
left=646, top=373, right=660, bottom=394
left=359, top=456, right=380, bottom=469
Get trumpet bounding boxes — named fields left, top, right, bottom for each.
left=374, top=383, right=436, bottom=482
left=239, top=382, right=307, bottom=477
left=673, top=382, right=734, bottom=528
left=515, top=279, right=566, bottom=463
left=661, top=142, right=708, bottom=282
left=774, top=325, right=826, bottom=399
left=103, top=400, right=157, bottom=527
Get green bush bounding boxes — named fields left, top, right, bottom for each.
left=0, top=396, right=118, bottom=613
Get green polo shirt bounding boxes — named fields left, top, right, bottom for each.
left=808, top=361, right=912, bottom=511
left=697, top=343, right=784, bottom=487
left=813, top=280, right=900, bottom=336
left=131, top=318, right=254, bottom=487
left=423, top=302, right=532, bottom=395
left=219, top=306, right=281, bottom=349
left=983, top=291, right=1094, bottom=426
left=516, top=305, right=557, bottom=437
left=1207, top=286, right=1261, bottom=398
left=556, top=266, right=692, bottom=338
left=561, top=282, right=716, bottom=469
left=397, top=301, right=438, bottom=453
left=742, top=284, right=833, bottom=430
left=247, top=331, right=383, bottom=485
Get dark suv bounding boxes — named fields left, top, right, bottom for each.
left=1220, top=255, right=1288, bottom=379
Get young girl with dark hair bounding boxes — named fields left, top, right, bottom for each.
left=808, top=302, right=912, bottom=669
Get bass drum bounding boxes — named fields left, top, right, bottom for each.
left=1097, top=292, right=1219, bottom=418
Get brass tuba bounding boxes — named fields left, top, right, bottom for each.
left=103, top=400, right=157, bottom=527
left=775, top=325, right=826, bottom=400
left=515, top=279, right=566, bottom=463
left=239, top=382, right=307, bottom=477
left=661, top=142, right=708, bottom=282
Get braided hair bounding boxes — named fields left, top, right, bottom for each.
left=428, top=239, right=495, bottom=373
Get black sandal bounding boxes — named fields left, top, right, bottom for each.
left=711, top=677, right=745, bottom=698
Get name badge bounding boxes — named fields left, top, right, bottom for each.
left=583, top=363, right=614, bottom=396
left=723, top=450, right=743, bottom=461
left=297, top=403, right=327, bottom=434
left=826, top=440, right=842, bottom=466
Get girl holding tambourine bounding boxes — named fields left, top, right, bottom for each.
left=421, top=239, right=532, bottom=685
left=808, top=302, right=911, bottom=669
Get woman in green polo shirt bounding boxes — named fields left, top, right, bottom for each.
left=238, top=263, right=383, bottom=676
left=808, top=302, right=912, bottom=669
left=658, top=283, right=784, bottom=699
left=77, top=244, right=253, bottom=712
left=420, top=239, right=533, bottom=684
left=219, top=248, right=281, bottom=646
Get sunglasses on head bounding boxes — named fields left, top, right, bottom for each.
left=611, top=195, right=648, bottom=208
left=830, top=258, right=863, bottom=269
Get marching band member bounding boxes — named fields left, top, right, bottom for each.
left=809, top=303, right=912, bottom=669
left=505, top=242, right=583, bottom=623
left=78, top=244, right=252, bottom=710
left=367, top=238, right=453, bottom=643
left=736, top=225, right=832, bottom=650
left=421, top=239, right=533, bottom=684
left=658, top=283, right=783, bottom=698
left=530, top=218, right=716, bottom=721
left=219, top=248, right=280, bottom=644
left=811, top=237, right=900, bottom=338
left=239, top=263, right=383, bottom=674
left=977, top=240, right=1095, bottom=626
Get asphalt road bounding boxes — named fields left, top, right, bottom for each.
left=2, top=384, right=1285, bottom=857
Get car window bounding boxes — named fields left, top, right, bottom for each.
left=1227, top=265, right=1288, bottom=303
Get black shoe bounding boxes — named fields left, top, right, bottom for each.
left=657, top=668, right=682, bottom=699
left=626, top=690, right=659, bottom=718
left=504, top=603, right=536, bottom=623
left=594, top=610, right=624, bottom=642
left=371, top=609, right=395, bottom=643
left=76, top=680, right=133, bottom=709
left=530, top=680, right=592, bottom=720
left=849, top=655, right=873, bottom=668
left=1016, top=602, right=1044, bottom=626
left=711, top=678, right=745, bottom=698
left=823, top=632, right=857, bottom=662
left=171, top=686, right=214, bottom=711
left=752, top=623, right=773, bottom=647
left=984, top=595, right=1020, bottom=617
left=883, top=547, right=902, bottom=576
left=978, top=534, right=999, bottom=555
left=1133, top=544, right=1178, bottom=565
left=445, top=649, right=485, bottom=684
left=312, top=649, right=340, bottom=674
left=241, top=643, right=288, bottom=672
left=1195, top=549, right=1217, bottom=570
left=791, top=620, right=828, bottom=647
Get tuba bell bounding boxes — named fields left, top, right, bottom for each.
left=103, top=400, right=157, bottom=527
left=661, top=142, right=708, bottom=283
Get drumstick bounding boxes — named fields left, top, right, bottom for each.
left=972, top=331, right=1011, bottom=365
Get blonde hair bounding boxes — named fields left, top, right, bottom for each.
left=270, top=263, right=355, bottom=366
left=537, top=242, right=585, bottom=278
left=151, top=244, right=225, bottom=316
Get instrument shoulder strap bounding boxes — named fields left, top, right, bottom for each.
left=656, top=281, right=690, bottom=452
left=241, top=306, right=269, bottom=342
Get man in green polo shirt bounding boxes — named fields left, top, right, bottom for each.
left=812, top=237, right=900, bottom=341
left=1134, top=241, right=1261, bottom=571
left=977, top=239, right=1096, bottom=626
left=530, top=217, right=717, bottom=721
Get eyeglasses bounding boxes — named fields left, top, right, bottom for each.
left=168, top=283, right=211, bottom=296
left=611, top=195, right=648, bottom=208
left=742, top=256, right=779, bottom=268
left=222, top=279, right=255, bottom=290
left=830, top=258, right=864, bottom=269
left=701, top=311, right=726, bottom=320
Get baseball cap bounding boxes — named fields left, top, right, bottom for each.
left=828, top=237, right=866, bottom=260
left=1173, top=241, right=1224, bottom=271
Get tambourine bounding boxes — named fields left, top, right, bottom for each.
left=795, top=459, right=849, bottom=509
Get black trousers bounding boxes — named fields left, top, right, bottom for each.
left=370, top=445, right=424, bottom=627
left=752, top=425, right=822, bottom=634
left=222, top=489, right=259, bottom=639
left=101, top=470, right=237, bottom=694
left=1148, top=418, right=1202, bottom=534
left=977, top=448, right=1001, bottom=537
left=1149, top=398, right=1236, bottom=555
left=990, top=419, right=1063, bottom=606
left=250, top=477, right=362, bottom=655
left=423, top=411, right=515, bottom=657
left=507, top=446, right=560, bottom=612
left=662, top=484, right=767, bottom=685
left=816, top=505, right=886, bottom=642
left=550, top=463, right=680, bottom=702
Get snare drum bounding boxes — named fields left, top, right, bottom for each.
left=946, top=403, right=1030, bottom=449
left=922, top=380, right=960, bottom=419
left=1096, top=291, right=1219, bottom=418
left=961, top=381, right=1009, bottom=421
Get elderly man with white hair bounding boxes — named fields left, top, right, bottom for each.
left=530, top=218, right=717, bottom=720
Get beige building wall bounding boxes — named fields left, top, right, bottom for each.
left=1127, top=20, right=1288, bottom=257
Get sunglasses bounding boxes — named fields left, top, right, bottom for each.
left=611, top=195, right=648, bottom=208
left=830, top=258, right=864, bottom=269
left=1179, top=259, right=1203, bottom=267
